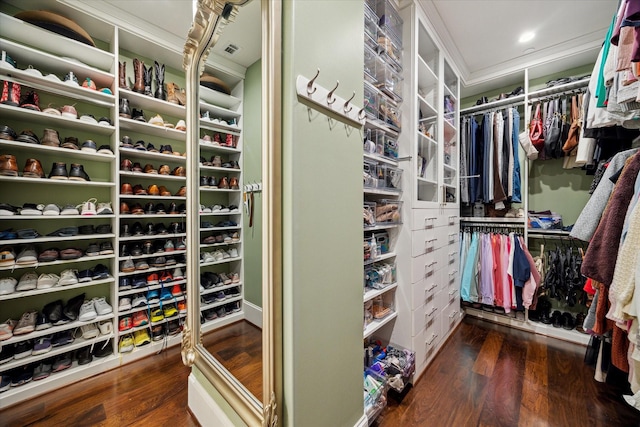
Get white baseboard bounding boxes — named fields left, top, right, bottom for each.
left=243, top=300, right=262, bottom=328
left=188, top=373, right=238, bottom=427
left=354, top=413, right=368, bottom=427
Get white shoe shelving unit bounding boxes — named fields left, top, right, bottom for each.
left=0, top=1, right=248, bottom=408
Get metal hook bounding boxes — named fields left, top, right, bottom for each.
left=358, top=99, right=370, bottom=120
left=306, top=68, right=320, bottom=95
left=327, top=80, right=339, bottom=105
left=343, top=91, right=356, bottom=114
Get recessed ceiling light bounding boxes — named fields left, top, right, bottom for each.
left=524, top=47, right=536, bottom=55
left=519, top=31, right=535, bottom=43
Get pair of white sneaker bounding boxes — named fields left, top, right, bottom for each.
left=78, top=297, right=113, bottom=322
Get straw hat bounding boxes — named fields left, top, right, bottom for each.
left=200, top=73, right=231, bottom=95
left=14, top=10, right=96, bottom=47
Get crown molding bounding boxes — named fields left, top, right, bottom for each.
left=464, top=31, right=604, bottom=86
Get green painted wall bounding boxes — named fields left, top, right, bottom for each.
left=460, top=64, right=593, bottom=109
left=527, top=158, right=592, bottom=225
left=282, top=1, right=365, bottom=426
left=242, top=59, right=263, bottom=308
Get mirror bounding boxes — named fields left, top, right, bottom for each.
left=181, top=0, right=281, bottom=425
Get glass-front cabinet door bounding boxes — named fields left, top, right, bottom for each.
left=416, top=22, right=439, bottom=204
left=442, top=58, right=459, bottom=206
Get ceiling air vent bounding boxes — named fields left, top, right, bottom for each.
left=223, top=43, right=239, bottom=55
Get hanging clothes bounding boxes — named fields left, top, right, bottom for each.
left=582, top=151, right=640, bottom=285
left=461, top=107, right=523, bottom=206
left=460, top=118, right=470, bottom=204
left=571, top=148, right=640, bottom=241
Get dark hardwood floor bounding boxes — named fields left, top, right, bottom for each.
left=202, top=320, right=263, bottom=401
left=3, top=317, right=638, bottom=426
left=376, top=317, right=640, bottom=427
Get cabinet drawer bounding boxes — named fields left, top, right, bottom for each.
left=411, top=272, right=440, bottom=311
left=413, top=294, right=440, bottom=333
left=442, top=299, right=462, bottom=336
left=411, top=249, right=441, bottom=283
left=411, top=227, right=448, bottom=257
left=445, top=265, right=459, bottom=292
left=411, top=209, right=440, bottom=231
left=413, top=319, right=443, bottom=374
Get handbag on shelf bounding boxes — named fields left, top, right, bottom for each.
left=529, top=103, right=545, bottom=154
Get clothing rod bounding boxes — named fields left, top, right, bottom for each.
left=527, top=79, right=589, bottom=103
left=460, top=95, right=525, bottom=116
left=461, top=223, right=525, bottom=229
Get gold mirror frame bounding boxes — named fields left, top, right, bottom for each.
left=181, top=1, right=282, bottom=425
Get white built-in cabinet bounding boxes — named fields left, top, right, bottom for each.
left=392, top=3, right=463, bottom=379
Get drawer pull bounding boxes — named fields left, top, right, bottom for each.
left=449, top=289, right=458, bottom=298
left=448, top=215, right=456, bottom=225
left=427, top=283, right=438, bottom=292
left=424, top=217, right=436, bottom=228
left=449, top=310, right=458, bottom=319
left=426, top=333, right=438, bottom=345
left=427, top=306, right=438, bottom=317
left=449, top=270, right=458, bottom=277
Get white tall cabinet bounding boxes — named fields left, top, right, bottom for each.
left=392, top=3, right=463, bottom=379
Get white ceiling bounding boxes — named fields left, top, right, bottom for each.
left=97, top=0, right=261, bottom=71
left=417, top=0, right=616, bottom=97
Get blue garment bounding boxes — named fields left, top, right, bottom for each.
left=482, top=113, right=492, bottom=203
left=460, top=232, right=479, bottom=303
left=470, top=118, right=479, bottom=203
left=511, top=108, right=522, bottom=203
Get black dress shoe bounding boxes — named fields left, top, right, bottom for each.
left=0, top=125, right=18, bottom=140
left=78, top=225, right=95, bottom=235
left=551, top=310, right=563, bottom=328
left=146, top=143, right=159, bottom=153
left=177, top=204, right=186, bottom=214
left=143, top=240, right=154, bottom=255
left=49, top=162, right=68, bottom=179
left=155, top=203, right=166, bottom=214
left=75, top=346, right=93, bottom=365
left=145, top=223, right=156, bottom=235
left=119, top=98, right=131, bottom=118
left=200, top=176, right=208, bottom=186
left=121, top=244, right=130, bottom=257
left=155, top=223, right=167, bottom=234
left=68, top=164, right=90, bottom=181
left=144, top=202, right=156, bottom=214
left=130, top=244, right=142, bottom=256
left=134, top=140, right=146, bottom=150
left=160, top=145, right=173, bottom=154
left=121, top=224, right=131, bottom=237
left=132, top=108, right=146, bottom=122
left=132, top=222, right=144, bottom=236
left=17, top=130, right=40, bottom=144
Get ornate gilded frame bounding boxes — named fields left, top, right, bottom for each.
left=181, top=1, right=282, bottom=425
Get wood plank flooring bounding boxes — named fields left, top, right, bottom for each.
left=3, top=317, right=639, bottom=426
left=376, top=317, right=640, bottom=427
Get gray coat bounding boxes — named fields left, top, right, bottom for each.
left=571, top=148, right=640, bottom=241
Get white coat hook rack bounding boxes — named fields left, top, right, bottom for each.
left=296, top=69, right=365, bottom=129
left=244, top=182, right=262, bottom=194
